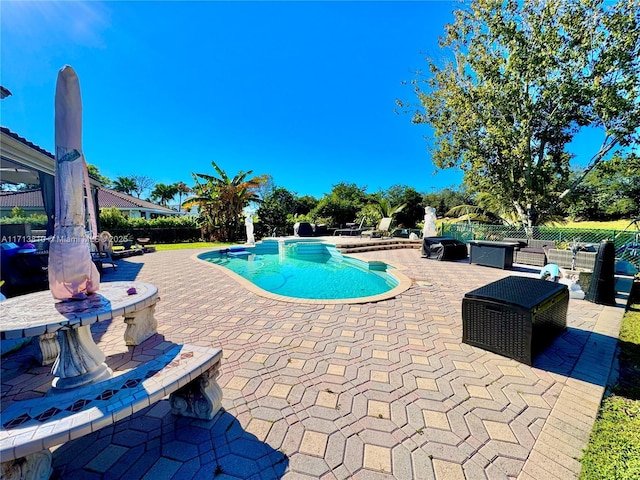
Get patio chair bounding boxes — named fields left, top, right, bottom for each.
left=333, top=218, right=366, bottom=237
left=94, top=231, right=117, bottom=271
left=362, top=217, right=392, bottom=238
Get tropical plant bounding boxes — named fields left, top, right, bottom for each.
left=423, top=187, right=474, bottom=219
left=112, top=176, right=137, bottom=196
left=373, top=197, right=407, bottom=220
left=0, top=213, right=47, bottom=228
left=99, top=207, right=129, bottom=230
left=445, top=204, right=497, bottom=225
left=172, top=181, right=192, bottom=213
left=183, top=160, right=264, bottom=242
left=405, top=0, right=640, bottom=229
left=10, top=206, right=26, bottom=218
left=150, top=183, right=178, bottom=207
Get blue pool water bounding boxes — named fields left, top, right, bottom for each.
left=198, top=240, right=398, bottom=300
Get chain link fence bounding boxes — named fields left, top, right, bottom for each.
left=441, top=222, right=640, bottom=268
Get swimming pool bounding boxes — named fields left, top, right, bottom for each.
left=197, top=239, right=411, bottom=303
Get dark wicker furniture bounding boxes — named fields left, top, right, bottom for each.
left=501, top=238, right=557, bottom=267
left=462, top=276, right=568, bottom=365
left=422, top=237, right=468, bottom=261
left=547, top=249, right=597, bottom=271
left=468, top=240, right=520, bottom=269
left=515, top=249, right=547, bottom=267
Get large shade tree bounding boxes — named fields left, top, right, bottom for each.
left=257, top=187, right=297, bottom=237
left=311, top=183, right=368, bottom=228
left=385, top=185, right=424, bottom=227
left=407, top=0, right=640, bottom=228
left=183, top=160, right=263, bottom=241
left=566, top=152, right=640, bottom=220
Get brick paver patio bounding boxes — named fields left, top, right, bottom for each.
left=1, top=239, right=627, bottom=479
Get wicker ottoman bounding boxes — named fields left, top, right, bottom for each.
left=462, top=276, right=568, bottom=365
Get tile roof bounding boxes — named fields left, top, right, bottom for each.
left=97, top=189, right=178, bottom=214
left=0, top=190, right=43, bottom=208
left=0, top=188, right=178, bottom=215
left=0, top=126, right=55, bottom=159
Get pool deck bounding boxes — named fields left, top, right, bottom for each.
left=1, top=237, right=630, bottom=480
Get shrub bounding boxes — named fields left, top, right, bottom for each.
left=0, top=214, right=48, bottom=229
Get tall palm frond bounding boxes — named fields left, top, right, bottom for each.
left=375, top=199, right=407, bottom=219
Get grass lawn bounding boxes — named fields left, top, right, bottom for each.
left=436, top=218, right=637, bottom=230
left=552, top=219, right=637, bottom=230
left=580, top=279, right=640, bottom=479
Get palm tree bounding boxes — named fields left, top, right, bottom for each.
left=375, top=198, right=407, bottom=219
left=372, top=198, right=407, bottom=230
left=150, top=183, right=178, bottom=207
left=112, top=176, right=137, bottom=196
left=172, top=181, right=191, bottom=213
left=182, top=160, right=264, bottom=241
left=445, top=204, right=494, bottom=224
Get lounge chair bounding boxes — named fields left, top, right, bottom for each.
left=333, top=218, right=366, bottom=237
left=361, top=217, right=392, bottom=238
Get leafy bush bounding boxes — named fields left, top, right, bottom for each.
left=10, top=206, right=26, bottom=218
left=0, top=214, right=48, bottom=229
left=97, top=208, right=202, bottom=243
left=99, top=207, right=129, bottom=230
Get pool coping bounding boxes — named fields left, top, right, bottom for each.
left=191, top=247, right=413, bottom=305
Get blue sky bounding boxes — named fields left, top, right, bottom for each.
left=1, top=1, right=601, bottom=199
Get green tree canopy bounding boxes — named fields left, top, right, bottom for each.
left=384, top=185, right=424, bottom=227
left=257, top=187, right=297, bottom=237
left=87, top=164, right=112, bottom=186
left=294, top=195, right=318, bottom=217
left=423, top=187, right=474, bottom=218
left=311, top=183, right=368, bottom=228
left=407, top=0, right=640, bottom=227
left=567, top=152, right=640, bottom=220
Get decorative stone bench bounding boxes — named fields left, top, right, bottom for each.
left=0, top=344, right=223, bottom=480
left=0, top=281, right=160, bottom=368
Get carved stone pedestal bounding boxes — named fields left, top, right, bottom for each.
left=1, top=450, right=52, bottom=480
left=124, top=303, right=158, bottom=346
left=169, top=360, right=223, bottom=420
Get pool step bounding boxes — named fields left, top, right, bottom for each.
left=337, top=239, right=421, bottom=254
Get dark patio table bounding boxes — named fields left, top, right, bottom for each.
left=469, top=240, right=521, bottom=269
